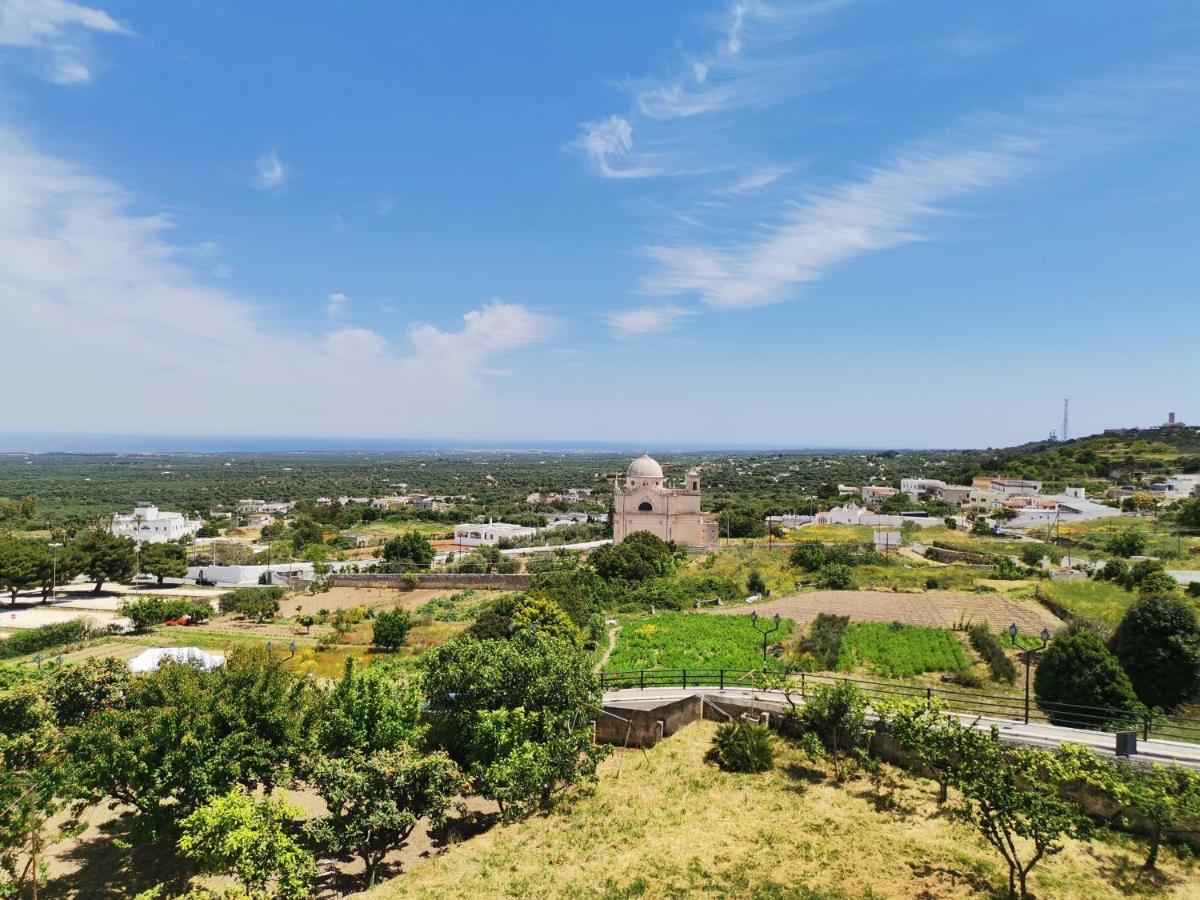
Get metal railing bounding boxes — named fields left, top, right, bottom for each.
left=599, top=668, right=1200, bottom=744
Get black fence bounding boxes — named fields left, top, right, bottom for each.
left=599, top=668, right=1200, bottom=744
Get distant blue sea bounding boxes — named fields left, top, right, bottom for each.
left=0, top=433, right=865, bottom=454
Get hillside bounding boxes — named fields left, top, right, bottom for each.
left=946, top=424, right=1200, bottom=488
left=364, top=720, right=1198, bottom=900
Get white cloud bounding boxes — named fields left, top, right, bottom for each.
left=0, top=0, right=130, bottom=84
left=0, top=128, right=554, bottom=435
left=570, top=115, right=662, bottom=179
left=644, top=135, right=1035, bottom=308
left=720, top=164, right=790, bottom=195
left=326, top=291, right=348, bottom=315
left=605, top=305, right=692, bottom=337
left=254, top=149, right=288, bottom=189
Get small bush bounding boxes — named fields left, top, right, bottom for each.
left=1106, top=529, right=1148, bottom=558
left=967, top=625, right=1017, bottom=684
left=817, top=563, right=855, bottom=590
left=747, top=570, right=769, bottom=597
left=706, top=721, right=774, bottom=773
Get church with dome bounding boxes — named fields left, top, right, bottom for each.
left=612, top=455, right=719, bottom=549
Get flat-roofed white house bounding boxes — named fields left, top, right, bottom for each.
left=612, top=455, right=718, bottom=549
left=110, top=502, right=201, bottom=544
left=453, top=521, right=538, bottom=547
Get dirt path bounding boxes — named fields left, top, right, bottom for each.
left=594, top=624, right=619, bottom=672
left=707, top=589, right=1062, bottom=634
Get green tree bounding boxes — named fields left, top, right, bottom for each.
left=1106, top=529, right=1148, bottom=558
left=1033, top=630, right=1141, bottom=727
left=795, top=680, right=869, bottom=781
left=526, top=567, right=611, bottom=627
left=371, top=608, right=414, bottom=650
left=420, top=633, right=608, bottom=819
left=880, top=697, right=977, bottom=803
left=68, top=647, right=316, bottom=832
left=747, top=570, right=769, bottom=597
left=287, top=516, right=324, bottom=549
left=381, top=531, right=435, bottom=572
left=139, top=541, right=188, bottom=585
left=952, top=738, right=1090, bottom=899
left=219, top=586, right=283, bottom=622
left=306, top=747, right=466, bottom=888
left=0, top=538, right=44, bottom=603
left=467, top=594, right=581, bottom=645
left=589, top=531, right=675, bottom=582
left=1173, top=498, right=1200, bottom=529
left=178, top=789, right=315, bottom=899
left=1110, top=594, right=1200, bottom=709
left=315, top=658, right=424, bottom=757
left=73, top=530, right=137, bottom=592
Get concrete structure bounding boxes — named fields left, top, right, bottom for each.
left=860, top=485, right=899, bottom=506
left=452, top=520, right=538, bottom=547
left=989, top=477, right=1043, bottom=497
left=1004, top=494, right=1124, bottom=529
left=1149, top=475, right=1200, bottom=498
left=900, top=478, right=947, bottom=501
left=612, top=455, right=718, bottom=549
left=766, top=514, right=815, bottom=529
left=236, top=499, right=295, bottom=515
left=110, top=502, right=201, bottom=544
left=934, top=485, right=973, bottom=507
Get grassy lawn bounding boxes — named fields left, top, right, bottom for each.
left=371, top=720, right=1198, bottom=900
left=605, top=612, right=794, bottom=674
left=851, top=563, right=982, bottom=593
left=353, top=519, right=456, bottom=540
left=836, top=622, right=967, bottom=678
left=1032, top=580, right=1138, bottom=631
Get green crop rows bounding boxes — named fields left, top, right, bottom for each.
left=605, top=613, right=794, bottom=674
left=835, top=622, right=967, bottom=678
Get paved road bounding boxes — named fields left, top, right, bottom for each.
left=603, top=686, right=1200, bottom=770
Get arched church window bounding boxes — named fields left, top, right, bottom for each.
left=638, top=501, right=653, bottom=512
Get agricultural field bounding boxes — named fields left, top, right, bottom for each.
left=686, top=547, right=798, bottom=597
left=835, top=621, right=968, bottom=678
left=372, top=720, right=1200, bottom=900
left=784, top=523, right=875, bottom=542
left=604, top=612, right=795, bottom=674
left=1025, top=580, right=1143, bottom=632
left=1041, top=518, right=1200, bottom=567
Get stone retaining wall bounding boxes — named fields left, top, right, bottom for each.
left=329, top=573, right=532, bottom=590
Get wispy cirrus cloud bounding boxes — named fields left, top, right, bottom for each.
left=253, top=149, right=288, bottom=189
left=0, top=0, right=130, bottom=83
left=571, top=115, right=664, bottom=179
left=605, top=305, right=692, bottom=337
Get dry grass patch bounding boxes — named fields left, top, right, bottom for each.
left=364, top=720, right=1198, bottom=900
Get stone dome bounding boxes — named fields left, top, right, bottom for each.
left=627, top=454, right=664, bottom=479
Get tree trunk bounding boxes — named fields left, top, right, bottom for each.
left=1143, top=829, right=1160, bottom=873
left=93, top=579, right=104, bottom=593
left=157, top=574, right=165, bottom=585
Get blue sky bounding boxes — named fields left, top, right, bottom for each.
left=1, top=1, right=1197, bottom=448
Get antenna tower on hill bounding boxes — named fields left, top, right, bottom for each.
left=1062, top=399, right=1070, bottom=442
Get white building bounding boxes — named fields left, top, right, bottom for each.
left=453, top=520, right=539, bottom=547
left=110, top=502, right=201, bottom=544
left=900, top=478, right=947, bottom=500
left=989, top=478, right=1043, bottom=497
left=236, top=499, right=295, bottom=515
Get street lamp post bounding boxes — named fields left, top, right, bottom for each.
left=48, top=543, right=62, bottom=602
left=750, top=610, right=782, bottom=673
left=1009, top=623, right=1051, bottom=725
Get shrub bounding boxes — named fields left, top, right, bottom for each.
left=789, top=541, right=826, bottom=572
left=0, top=618, right=95, bottom=660
left=372, top=608, right=414, bottom=650
left=1096, top=558, right=1129, bottom=584
left=706, top=721, right=774, bottom=773
left=1033, top=630, right=1142, bottom=727
left=746, top=570, right=769, bottom=597
left=1106, top=529, right=1148, bottom=558
left=1110, top=594, right=1200, bottom=709
left=816, top=563, right=854, bottom=590
left=968, top=625, right=1017, bottom=684
left=990, top=558, right=1025, bottom=581
left=795, top=613, right=848, bottom=671
left=1189, top=582, right=1200, bottom=599
left=1019, top=544, right=1061, bottom=567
